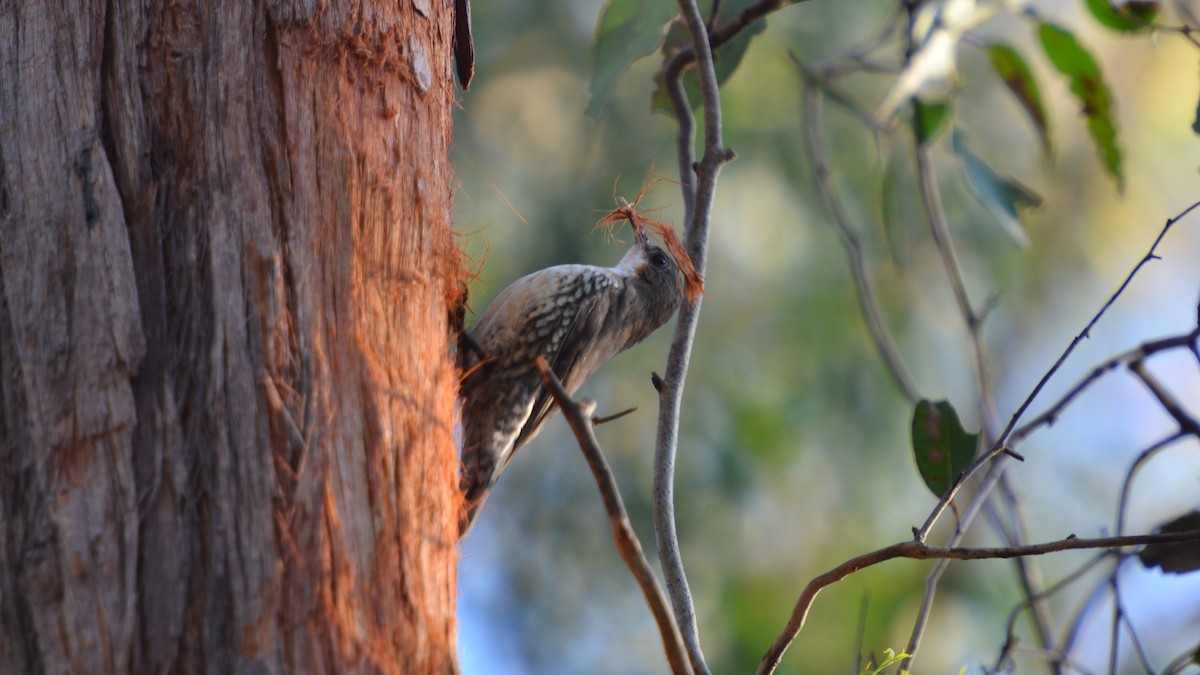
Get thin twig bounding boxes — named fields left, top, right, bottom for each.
left=797, top=15, right=1046, bottom=669
left=794, top=58, right=891, bottom=132
left=593, top=407, right=638, bottom=426
left=994, top=552, right=1115, bottom=672
left=902, top=455, right=1011, bottom=668
left=1109, top=564, right=1157, bottom=675
left=1059, top=561, right=1119, bottom=665
left=995, top=198, right=1200, bottom=441
left=853, top=593, right=870, bottom=675
left=664, top=51, right=697, bottom=216
left=1106, top=425, right=1194, bottom=675
left=1116, top=432, right=1188, bottom=538
left=816, top=6, right=903, bottom=79
left=1163, top=639, right=1200, bottom=674
left=708, top=0, right=807, bottom=52
left=809, top=39, right=1056, bottom=663
left=800, top=79, right=921, bottom=404
left=915, top=202, right=1200, bottom=544
left=1129, top=359, right=1200, bottom=436
left=755, top=530, right=1200, bottom=675
left=1062, top=432, right=1193, bottom=670
left=996, top=475, right=1059, bottom=671
left=912, top=143, right=998, bottom=445
left=902, top=0, right=997, bottom=440
left=533, top=357, right=690, bottom=675
left=1012, top=329, right=1200, bottom=446
left=658, top=35, right=706, bottom=675
left=979, top=480, right=1058, bottom=674
left=1106, top=559, right=1129, bottom=675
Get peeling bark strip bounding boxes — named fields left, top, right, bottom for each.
left=0, top=2, right=462, bottom=673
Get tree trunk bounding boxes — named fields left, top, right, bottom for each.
left=0, top=2, right=461, bottom=673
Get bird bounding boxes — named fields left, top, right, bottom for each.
left=457, top=220, right=701, bottom=539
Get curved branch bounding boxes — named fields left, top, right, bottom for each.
left=756, top=530, right=1200, bottom=675
left=534, top=357, right=690, bottom=675
left=1116, top=432, right=1188, bottom=538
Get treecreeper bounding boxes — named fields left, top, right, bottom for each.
left=457, top=220, right=702, bottom=539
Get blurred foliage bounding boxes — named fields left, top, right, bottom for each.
left=985, top=42, right=1052, bottom=156
left=453, top=1, right=1200, bottom=673
left=1038, top=20, right=1124, bottom=187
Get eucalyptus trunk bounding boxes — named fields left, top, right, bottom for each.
left=0, top=2, right=461, bottom=672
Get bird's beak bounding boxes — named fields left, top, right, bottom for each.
left=633, top=222, right=650, bottom=247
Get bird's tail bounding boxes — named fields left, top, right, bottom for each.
left=457, top=469, right=493, bottom=540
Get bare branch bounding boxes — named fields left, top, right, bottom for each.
left=756, top=530, right=1200, bottom=675
left=800, top=77, right=921, bottom=404
left=592, top=407, right=638, bottom=426
left=1129, top=359, right=1200, bottom=437
left=1106, top=430, right=1193, bottom=675
left=1106, top=569, right=1122, bottom=675
left=652, top=0, right=741, bottom=672
left=1093, top=554, right=1160, bottom=675
left=709, top=0, right=795, bottom=47
left=1108, top=560, right=1158, bottom=675
left=1116, top=432, right=1188, bottom=537
left=915, top=202, right=1200, bottom=546
left=994, top=552, right=1115, bottom=672
left=533, top=357, right=690, bottom=675
left=1012, top=329, right=1200, bottom=446
left=1163, top=639, right=1200, bottom=674
left=1059, top=561, right=1119, bottom=665
left=902, top=456, right=1013, bottom=668
left=992, top=477, right=1059, bottom=668
left=996, top=198, right=1200, bottom=446
left=667, top=0, right=814, bottom=76
left=794, top=16, right=1049, bottom=667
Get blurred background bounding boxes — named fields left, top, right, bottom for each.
left=451, top=1, right=1200, bottom=673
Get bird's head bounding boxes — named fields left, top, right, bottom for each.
left=623, top=221, right=703, bottom=296
left=612, top=221, right=704, bottom=335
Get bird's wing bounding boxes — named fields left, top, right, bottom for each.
left=511, top=277, right=624, bottom=453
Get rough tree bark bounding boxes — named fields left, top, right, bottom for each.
left=0, top=1, right=461, bottom=673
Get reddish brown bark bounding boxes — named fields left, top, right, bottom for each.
left=0, top=2, right=461, bottom=673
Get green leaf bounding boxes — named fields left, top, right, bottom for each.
left=1038, top=22, right=1124, bottom=189
left=1138, top=510, right=1200, bottom=574
left=951, top=130, right=1042, bottom=248
left=911, top=400, right=978, bottom=498
left=1083, top=0, right=1159, bottom=33
left=986, top=43, right=1052, bottom=157
left=650, top=0, right=771, bottom=116
left=586, top=0, right=678, bottom=120
left=912, top=99, right=952, bottom=146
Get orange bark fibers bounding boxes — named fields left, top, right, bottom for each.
left=597, top=175, right=705, bottom=303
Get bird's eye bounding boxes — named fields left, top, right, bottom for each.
left=650, top=251, right=669, bottom=268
